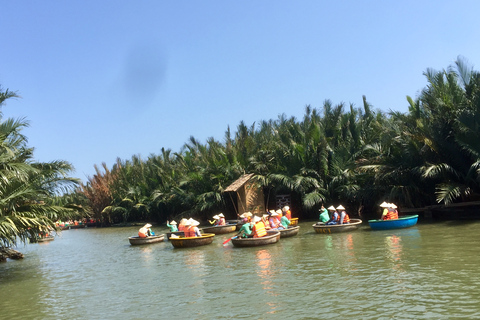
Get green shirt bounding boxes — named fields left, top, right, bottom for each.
left=280, top=216, right=290, bottom=229
left=166, top=223, right=178, bottom=232
left=237, top=223, right=253, bottom=237
left=319, top=208, right=330, bottom=223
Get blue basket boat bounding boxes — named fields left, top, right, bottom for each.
left=368, top=215, right=418, bottom=230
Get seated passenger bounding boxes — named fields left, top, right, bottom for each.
left=191, top=219, right=202, bottom=236
left=381, top=202, right=399, bottom=220
left=268, top=210, right=281, bottom=229
left=326, top=207, right=340, bottom=225
left=252, top=216, right=267, bottom=238
left=282, top=206, right=292, bottom=220
left=336, top=205, right=350, bottom=224
left=217, top=213, right=226, bottom=226
left=138, top=223, right=153, bottom=238
left=209, top=215, right=220, bottom=225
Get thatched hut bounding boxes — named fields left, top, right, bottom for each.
left=224, top=173, right=265, bottom=216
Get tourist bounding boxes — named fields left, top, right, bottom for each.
left=191, top=219, right=202, bottom=237
left=381, top=202, right=399, bottom=220
left=178, top=218, right=187, bottom=232
left=319, top=205, right=330, bottom=223
left=183, top=219, right=194, bottom=237
left=138, top=223, right=153, bottom=238
left=337, top=205, right=350, bottom=224
left=209, top=215, right=220, bottom=225
left=217, top=213, right=226, bottom=226
left=326, top=207, right=340, bottom=225
left=166, top=220, right=178, bottom=232
left=268, top=210, right=280, bottom=229
left=252, top=216, right=267, bottom=238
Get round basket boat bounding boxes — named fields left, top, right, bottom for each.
left=368, top=215, right=418, bottom=230
left=231, top=230, right=280, bottom=248
left=170, top=233, right=215, bottom=248
left=201, top=224, right=237, bottom=234
left=312, top=219, right=363, bottom=234
left=128, top=234, right=165, bottom=245
left=279, top=225, right=300, bottom=238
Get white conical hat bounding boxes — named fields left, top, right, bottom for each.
left=144, top=223, right=152, bottom=228
left=327, top=206, right=336, bottom=210
left=253, top=216, right=261, bottom=223
left=213, top=215, right=220, bottom=220
left=390, top=203, right=397, bottom=208
left=336, top=205, right=345, bottom=210
left=218, top=213, right=225, bottom=217
left=379, top=202, right=389, bottom=208
left=170, top=220, right=177, bottom=225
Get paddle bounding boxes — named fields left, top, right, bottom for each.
left=223, top=235, right=238, bottom=245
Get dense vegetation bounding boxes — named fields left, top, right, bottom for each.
left=75, top=57, right=480, bottom=224
left=2, top=57, right=480, bottom=254
left=0, top=87, right=78, bottom=258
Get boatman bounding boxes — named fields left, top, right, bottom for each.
left=236, top=219, right=254, bottom=238
left=166, top=220, right=178, bottom=232
left=279, top=210, right=291, bottom=229
left=319, top=205, right=330, bottom=223
left=209, top=215, right=220, bottom=225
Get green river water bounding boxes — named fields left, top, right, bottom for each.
left=1, top=219, right=479, bottom=320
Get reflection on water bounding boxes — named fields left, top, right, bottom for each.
left=2, top=222, right=480, bottom=319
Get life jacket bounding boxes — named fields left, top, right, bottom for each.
left=138, top=227, right=148, bottom=238
left=286, top=210, right=292, bottom=220
left=335, top=212, right=341, bottom=223
left=178, top=224, right=185, bottom=232
left=269, top=217, right=279, bottom=229
left=253, top=221, right=267, bottom=238
left=383, top=208, right=398, bottom=220
left=342, top=212, right=350, bottom=224
left=218, top=217, right=226, bottom=226
left=184, top=226, right=195, bottom=237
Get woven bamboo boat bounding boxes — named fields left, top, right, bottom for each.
left=231, top=231, right=280, bottom=248
left=37, top=235, right=55, bottom=243
left=170, top=233, right=215, bottom=248
left=368, top=215, right=418, bottom=230
left=128, top=234, right=165, bottom=245
left=278, top=225, right=300, bottom=238
left=201, top=224, right=237, bottom=234
left=312, top=219, right=363, bottom=234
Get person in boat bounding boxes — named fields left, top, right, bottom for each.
left=252, top=216, right=267, bottom=238
left=209, top=215, right=220, bottom=225
left=190, top=219, right=202, bottom=237
left=319, top=205, right=330, bottom=223
left=326, top=206, right=340, bottom=225
left=337, top=205, right=350, bottom=224
left=268, top=210, right=281, bottom=229
left=166, top=220, right=178, bottom=232
left=182, top=219, right=193, bottom=237
left=178, top=218, right=187, bottom=232
left=217, top=213, right=226, bottom=226
left=138, top=223, right=153, bottom=238
left=236, top=219, right=254, bottom=238
left=282, top=206, right=292, bottom=220
left=381, top=202, right=399, bottom=220
left=279, top=210, right=291, bottom=229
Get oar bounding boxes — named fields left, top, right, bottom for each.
left=223, top=235, right=238, bottom=245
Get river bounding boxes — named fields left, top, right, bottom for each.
left=1, top=219, right=480, bottom=319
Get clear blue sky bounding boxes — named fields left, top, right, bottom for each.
left=2, top=1, right=480, bottom=181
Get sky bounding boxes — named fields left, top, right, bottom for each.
left=2, top=1, right=480, bottom=181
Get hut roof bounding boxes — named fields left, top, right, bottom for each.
left=224, top=173, right=255, bottom=192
